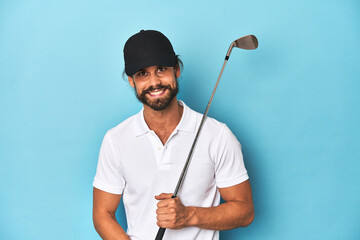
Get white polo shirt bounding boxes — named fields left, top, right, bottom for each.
left=93, top=101, right=249, bottom=240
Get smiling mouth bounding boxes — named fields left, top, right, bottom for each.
left=147, top=88, right=167, bottom=97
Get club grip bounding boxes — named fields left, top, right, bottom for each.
left=155, top=194, right=176, bottom=239
left=155, top=227, right=166, bottom=240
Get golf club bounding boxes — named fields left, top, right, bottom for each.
left=155, top=34, right=258, bottom=240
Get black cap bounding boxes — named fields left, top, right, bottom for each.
left=124, top=30, right=177, bottom=76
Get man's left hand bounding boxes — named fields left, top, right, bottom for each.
left=155, top=193, right=195, bottom=229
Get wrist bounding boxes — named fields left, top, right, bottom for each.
left=186, top=206, right=198, bottom=227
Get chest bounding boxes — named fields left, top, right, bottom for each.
left=153, top=129, right=173, bottom=145
left=119, top=132, right=217, bottom=200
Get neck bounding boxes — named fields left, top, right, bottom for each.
left=143, top=98, right=183, bottom=144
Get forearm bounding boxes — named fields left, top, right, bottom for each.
left=93, top=212, right=130, bottom=240
left=187, top=200, right=254, bottom=230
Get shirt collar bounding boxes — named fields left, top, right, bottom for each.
left=134, top=100, right=197, bottom=137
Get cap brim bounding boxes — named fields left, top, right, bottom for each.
left=125, top=54, right=176, bottom=76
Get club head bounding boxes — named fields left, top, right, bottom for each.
left=234, top=35, right=258, bottom=50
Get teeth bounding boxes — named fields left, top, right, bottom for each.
left=149, top=88, right=165, bottom=96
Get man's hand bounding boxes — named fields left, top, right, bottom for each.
left=155, top=181, right=254, bottom=231
left=93, top=188, right=130, bottom=240
left=155, top=193, right=195, bottom=229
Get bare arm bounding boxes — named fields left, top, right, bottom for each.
left=93, top=187, right=130, bottom=240
left=155, top=180, right=254, bottom=230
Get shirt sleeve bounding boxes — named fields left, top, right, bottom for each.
left=93, top=131, right=126, bottom=194
left=214, top=125, right=249, bottom=188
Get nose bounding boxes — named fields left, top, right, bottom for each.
left=148, top=71, right=161, bottom=86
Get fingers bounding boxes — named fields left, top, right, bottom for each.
left=156, top=210, right=180, bottom=229
left=155, top=195, right=187, bottom=229
left=157, top=197, right=180, bottom=208
left=157, top=220, right=178, bottom=229
left=156, top=209, right=185, bottom=230
left=156, top=206, right=175, bottom=215
left=155, top=193, right=176, bottom=208
left=155, top=193, right=173, bottom=200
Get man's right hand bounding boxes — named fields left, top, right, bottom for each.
left=93, top=187, right=130, bottom=240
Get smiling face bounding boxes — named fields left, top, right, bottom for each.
left=128, top=65, right=180, bottom=111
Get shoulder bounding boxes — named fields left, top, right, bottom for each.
left=105, top=111, right=141, bottom=142
left=204, top=116, right=236, bottom=146
left=185, top=102, right=229, bottom=138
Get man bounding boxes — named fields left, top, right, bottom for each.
left=93, top=30, right=254, bottom=240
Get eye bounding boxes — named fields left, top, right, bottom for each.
left=157, top=67, right=167, bottom=72
left=136, top=71, right=147, bottom=77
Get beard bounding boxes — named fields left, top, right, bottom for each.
left=134, top=79, right=179, bottom=111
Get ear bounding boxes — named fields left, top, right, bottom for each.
left=175, top=67, right=181, bottom=79
left=128, top=76, right=135, bottom=88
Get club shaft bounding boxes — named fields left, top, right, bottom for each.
left=155, top=53, right=231, bottom=240
left=173, top=57, right=229, bottom=197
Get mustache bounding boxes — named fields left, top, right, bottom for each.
left=140, top=84, right=172, bottom=97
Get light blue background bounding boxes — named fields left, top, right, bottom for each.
left=1, top=1, right=359, bottom=239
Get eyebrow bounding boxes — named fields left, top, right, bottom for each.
left=135, top=66, right=166, bottom=73
left=135, top=69, right=145, bottom=74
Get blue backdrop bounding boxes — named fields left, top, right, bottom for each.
left=1, top=1, right=359, bottom=239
